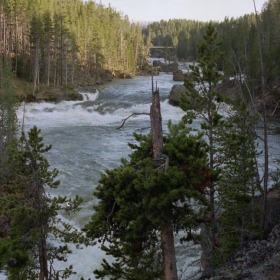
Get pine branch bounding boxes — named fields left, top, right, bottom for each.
left=107, top=200, right=116, bottom=222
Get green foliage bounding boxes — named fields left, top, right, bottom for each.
left=143, top=19, right=209, bottom=60
left=83, top=121, right=212, bottom=279
left=0, top=126, right=84, bottom=279
left=0, top=58, right=19, bottom=153
left=179, top=22, right=264, bottom=271
left=180, top=23, right=223, bottom=125
left=216, top=97, right=262, bottom=260
left=180, top=23, right=224, bottom=198
left=147, top=1, right=280, bottom=100
left=1, top=0, right=147, bottom=87
left=180, top=23, right=224, bottom=277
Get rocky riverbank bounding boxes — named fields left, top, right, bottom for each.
left=210, top=222, right=280, bottom=280
left=17, top=84, right=83, bottom=103
left=168, top=78, right=280, bottom=118
left=200, top=190, right=280, bottom=280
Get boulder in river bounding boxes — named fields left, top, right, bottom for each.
left=169, top=84, right=188, bottom=106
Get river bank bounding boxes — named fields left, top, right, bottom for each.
left=14, top=71, right=155, bottom=103
left=14, top=73, right=116, bottom=103
left=13, top=59, right=186, bottom=104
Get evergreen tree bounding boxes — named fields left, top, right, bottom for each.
left=30, top=15, right=43, bottom=95
left=0, top=57, right=20, bottom=244
left=216, top=97, right=261, bottom=260
left=180, top=23, right=223, bottom=277
left=0, top=0, right=147, bottom=88
left=0, top=58, right=19, bottom=166
left=83, top=120, right=212, bottom=279
left=0, top=126, right=84, bottom=280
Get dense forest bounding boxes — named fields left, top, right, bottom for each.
left=1, top=0, right=280, bottom=279
left=144, top=0, right=280, bottom=87
left=0, top=0, right=149, bottom=93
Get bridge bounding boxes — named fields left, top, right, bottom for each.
left=149, top=46, right=176, bottom=49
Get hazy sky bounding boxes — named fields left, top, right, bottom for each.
left=98, top=0, right=268, bottom=22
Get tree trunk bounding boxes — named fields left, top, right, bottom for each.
left=161, top=223, right=178, bottom=280
left=200, top=223, right=214, bottom=278
left=150, top=86, right=163, bottom=160
left=201, top=78, right=215, bottom=278
left=60, top=15, right=63, bottom=86
left=150, top=85, right=178, bottom=280
left=38, top=228, right=48, bottom=280
left=253, top=0, right=269, bottom=233
left=33, top=40, right=39, bottom=96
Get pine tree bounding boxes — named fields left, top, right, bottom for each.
left=83, top=120, right=212, bottom=280
left=0, top=126, right=84, bottom=280
left=30, top=15, right=43, bottom=95
left=216, top=97, right=261, bottom=260
left=0, top=57, right=19, bottom=168
left=42, top=10, right=54, bottom=87
left=180, top=22, right=223, bottom=277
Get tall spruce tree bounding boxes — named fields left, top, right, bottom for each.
left=180, top=23, right=223, bottom=277
left=216, top=96, right=261, bottom=260
left=0, top=126, right=84, bottom=280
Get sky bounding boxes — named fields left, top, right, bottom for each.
left=97, top=0, right=268, bottom=23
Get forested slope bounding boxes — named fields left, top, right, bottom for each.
left=145, top=0, right=280, bottom=117
left=0, top=0, right=149, bottom=93
left=145, top=0, right=280, bottom=85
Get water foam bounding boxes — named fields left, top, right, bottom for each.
left=80, top=90, right=99, bottom=101
left=13, top=75, right=205, bottom=280
left=18, top=96, right=186, bottom=132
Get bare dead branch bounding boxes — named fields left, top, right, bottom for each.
left=185, top=268, right=202, bottom=280
left=231, top=48, right=255, bottom=108
left=179, top=258, right=202, bottom=280
left=155, top=155, right=170, bottom=174
left=272, top=100, right=280, bottom=116
left=116, top=112, right=150, bottom=129
left=139, top=126, right=151, bottom=130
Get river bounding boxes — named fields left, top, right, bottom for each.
left=12, top=70, right=203, bottom=280
left=2, top=67, right=280, bottom=280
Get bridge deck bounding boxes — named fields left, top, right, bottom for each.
left=150, top=46, right=175, bottom=49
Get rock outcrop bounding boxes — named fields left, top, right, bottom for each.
left=210, top=222, right=280, bottom=280
left=199, top=191, right=280, bottom=280
left=168, top=84, right=188, bottom=106
left=215, top=79, right=280, bottom=118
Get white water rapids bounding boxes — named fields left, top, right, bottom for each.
left=13, top=72, right=202, bottom=280
left=1, top=65, right=280, bottom=280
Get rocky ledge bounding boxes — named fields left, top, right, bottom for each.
left=168, top=78, right=280, bottom=118
left=209, top=223, right=280, bottom=280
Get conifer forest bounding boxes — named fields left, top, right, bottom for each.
left=1, top=0, right=280, bottom=279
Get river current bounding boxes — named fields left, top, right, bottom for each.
left=2, top=66, right=280, bottom=280
left=13, top=70, right=203, bottom=280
